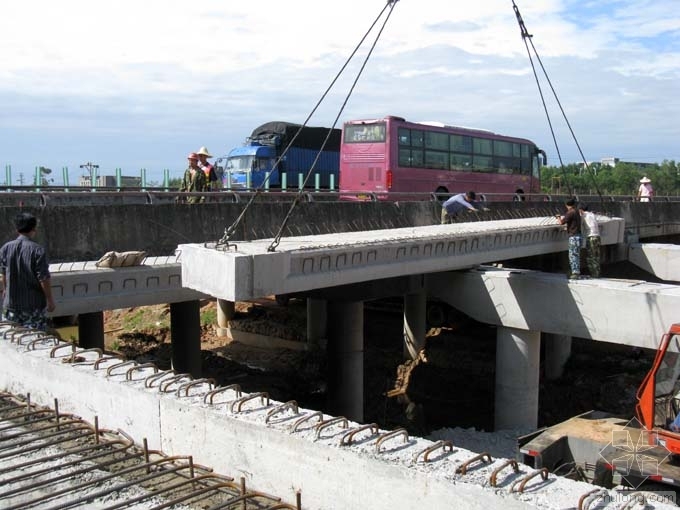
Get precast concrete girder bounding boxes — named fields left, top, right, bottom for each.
left=180, top=216, right=625, bottom=302
left=427, top=266, right=680, bottom=349
left=628, top=243, right=680, bottom=282
left=50, top=257, right=208, bottom=316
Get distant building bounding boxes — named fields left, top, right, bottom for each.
left=79, top=175, right=142, bottom=187
left=600, top=157, right=656, bottom=170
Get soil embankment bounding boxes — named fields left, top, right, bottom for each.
left=101, top=299, right=654, bottom=436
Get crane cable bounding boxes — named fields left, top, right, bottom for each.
left=511, top=1, right=604, bottom=203
left=267, top=0, right=400, bottom=252
left=214, top=0, right=400, bottom=252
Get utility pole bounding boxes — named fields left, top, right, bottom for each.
left=79, top=162, right=99, bottom=187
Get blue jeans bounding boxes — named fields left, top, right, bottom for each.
left=568, top=235, right=582, bottom=276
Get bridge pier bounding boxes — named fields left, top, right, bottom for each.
left=326, top=300, right=363, bottom=422
left=216, top=298, right=235, bottom=337
left=403, top=290, right=426, bottom=360
left=544, top=333, right=572, bottom=380
left=78, top=311, right=104, bottom=350
left=170, top=300, right=202, bottom=377
left=495, top=326, right=540, bottom=430
left=306, top=298, right=327, bottom=347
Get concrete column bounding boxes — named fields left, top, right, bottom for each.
left=495, top=326, right=540, bottom=431
left=306, top=298, right=327, bottom=347
left=544, top=333, right=572, bottom=381
left=403, top=291, right=426, bottom=360
left=216, top=299, right=235, bottom=338
left=78, top=311, right=104, bottom=350
left=170, top=300, right=202, bottom=378
left=326, top=300, right=363, bottom=422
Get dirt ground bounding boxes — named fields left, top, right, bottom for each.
left=101, top=299, right=655, bottom=436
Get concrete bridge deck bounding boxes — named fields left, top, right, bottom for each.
left=179, top=216, right=625, bottom=302
left=2, top=325, right=676, bottom=510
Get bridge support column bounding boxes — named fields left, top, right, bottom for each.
left=327, top=300, right=363, bottom=422
left=306, top=298, right=327, bottom=347
left=78, top=311, right=104, bottom=350
left=170, top=300, right=202, bottom=378
left=403, top=290, right=426, bottom=360
left=544, top=333, right=572, bottom=380
left=216, top=299, right=235, bottom=338
left=495, top=326, right=540, bottom=431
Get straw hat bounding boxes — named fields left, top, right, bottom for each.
left=640, top=176, right=651, bottom=183
left=197, top=146, right=213, bottom=158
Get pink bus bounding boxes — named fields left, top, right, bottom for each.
left=339, top=115, right=545, bottom=200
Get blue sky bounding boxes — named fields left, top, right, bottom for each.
left=1, top=0, right=679, bottom=185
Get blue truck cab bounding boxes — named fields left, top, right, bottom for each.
left=223, top=121, right=341, bottom=190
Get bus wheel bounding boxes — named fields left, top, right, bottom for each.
left=434, top=187, right=449, bottom=202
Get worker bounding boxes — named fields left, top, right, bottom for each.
left=441, top=191, right=481, bottom=224
left=556, top=198, right=582, bottom=279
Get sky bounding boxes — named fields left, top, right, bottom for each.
left=1, top=0, right=679, bottom=185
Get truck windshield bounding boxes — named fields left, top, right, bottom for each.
left=226, top=156, right=255, bottom=173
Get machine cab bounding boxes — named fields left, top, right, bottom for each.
left=636, top=324, right=680, bottom=453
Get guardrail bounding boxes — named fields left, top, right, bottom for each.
left=1, top=188, right=679, bottom=207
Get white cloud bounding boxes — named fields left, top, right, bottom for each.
left=0, top=0, right=678, bottom=181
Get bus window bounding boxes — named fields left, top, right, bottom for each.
left=398, top=128, right=410, bottom=145
left=411, top=130, right=424, bottom=147
left=494, top=140, right=514, bottom=158
left=425, top=131, right=449, bottom=151
left=425, top=150, right=448, bottom=170
left=473, top=155, right=493, bottom=172
left=399, top=148, right=412, bottom=167
left=450, top=153, right=472, bottom=170
left=411, top=149, right=424, bottom=167
left=345, top=123, right=386, bottom=143
left=474, top=138, right=493, bottom=155
left=451, top=134, right=472, bottom=153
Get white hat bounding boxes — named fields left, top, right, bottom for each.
left=640, top=176, right=651, bottom=183
left=197, top=146, right=212, bottom=158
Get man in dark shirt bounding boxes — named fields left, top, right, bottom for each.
left=556, top=198, right=582, bottom=279
left=0, top=212, right=56, bottom=330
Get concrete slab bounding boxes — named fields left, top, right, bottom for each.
left=629, top=243, right=680, bottom=282
left=429, top=266, right=680, bottom=349
left=49, top=255, right=208, bottom=316
left=180, top=216, right=625, bottom=302
left=4, top=326, right=675, bottom=510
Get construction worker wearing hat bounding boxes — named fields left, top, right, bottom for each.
left=179, top=153, right=207, bottom=203
left=637, top=176, right=654, bottom=202
left=196, top=146, right=219, bottom=191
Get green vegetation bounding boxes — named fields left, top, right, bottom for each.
left=201, top=307, right=217, bottom=327
left=122, top=307, right=170, bottom=331
left=541, top=160, right=680, bottom=197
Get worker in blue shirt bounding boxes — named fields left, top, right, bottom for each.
left=441, top=191, right=481, bottom=224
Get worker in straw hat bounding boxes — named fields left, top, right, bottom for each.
left=637, top=176, right=654, bottom=202
left=196, top=146, right=218, bottom=190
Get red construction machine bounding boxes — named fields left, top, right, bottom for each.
left=518, top=324, right=680, bottom=491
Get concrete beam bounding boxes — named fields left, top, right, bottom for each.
left=50, top=257, right=208, bottom=316
left=428, top=266, right=680, bottom=349
left=628, top=243, right=680, bottom=282
left=180, top=217, right=625, bottom=302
